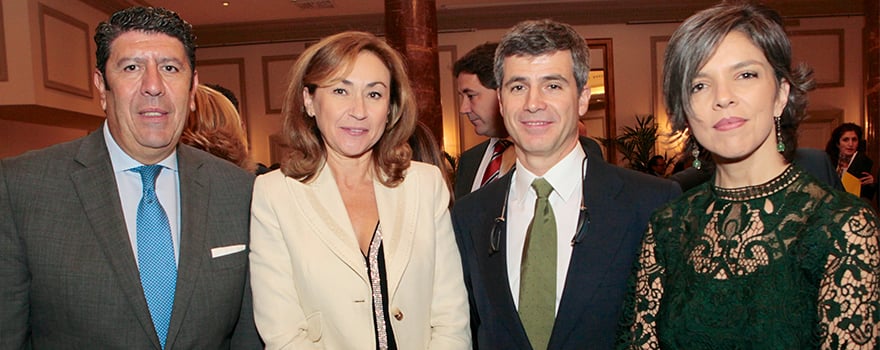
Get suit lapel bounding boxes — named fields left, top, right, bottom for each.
left=69, top=131, right=159, bottom=347
left=164, top=146, right=210, bottom=348
left=375, top=171, right=415, bottom=298
left=469, top=174, right=532, bottom=347
left=292, top=165, right=368, bottom=282
left=551, top=139, right=627, bottom=345
left=457, top=140, right=490, bottom=194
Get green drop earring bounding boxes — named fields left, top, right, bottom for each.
left=775, top=115, right=785, bottom=152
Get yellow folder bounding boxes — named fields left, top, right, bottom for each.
left=842, top=172, right=861, bottom=197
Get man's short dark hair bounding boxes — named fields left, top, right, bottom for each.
left=94, top=7, right=196, bottom=85
left=453, top=42, right=499, bottom=89
left=494, top=19, right=590, bottom=94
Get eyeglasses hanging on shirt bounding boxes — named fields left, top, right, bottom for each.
left=489, top=156, right=590, bottom=255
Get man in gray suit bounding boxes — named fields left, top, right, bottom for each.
left=453, top=43, right=512, bottom=199
left=0, top=7, right=261, bottom=349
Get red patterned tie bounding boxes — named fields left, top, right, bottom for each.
left=480, top=140, right=512, bottom=187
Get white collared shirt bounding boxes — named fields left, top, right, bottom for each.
left=470, top=137, right=504, bottom=193
left=104, top=123, right=181, bottom=266
left=506, top=144, right=586, bottom=313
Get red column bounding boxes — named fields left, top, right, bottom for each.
left=385, top=0, right=442, bottom=143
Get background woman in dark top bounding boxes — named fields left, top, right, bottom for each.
left=826, top=122, right=875, bottom=202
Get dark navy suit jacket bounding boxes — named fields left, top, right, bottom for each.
left=454, top=139, right=491, bottom=200
left=452, top=137, right=680, bottom=349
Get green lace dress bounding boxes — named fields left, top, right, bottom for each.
left=617, top=165, right=880, bottom=349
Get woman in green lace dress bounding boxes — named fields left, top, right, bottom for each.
left=617, top=2, right=879, bottom=349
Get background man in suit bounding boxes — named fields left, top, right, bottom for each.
left=452, top=19, right=680, bottom=349
left=453, top=42, right=512, bottom=199
left=0, top=7, right=261, bottom=349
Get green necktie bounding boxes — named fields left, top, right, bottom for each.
left=519, top=177, right=556, bottom=349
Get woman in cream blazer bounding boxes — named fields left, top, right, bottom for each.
left=251, top=163, right=468, bottom=349
left=249, top=31, right=470, bottom=349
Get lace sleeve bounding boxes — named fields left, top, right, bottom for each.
left=617, top=221, right=665, bottom=350
left=818, top=206, right=880, bottom=349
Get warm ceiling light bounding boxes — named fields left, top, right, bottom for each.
left=222, top=1, right=230, bottom=6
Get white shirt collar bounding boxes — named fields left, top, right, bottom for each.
left=103, top=122, right=178, bottom=172
left=511, top=143, right=586, bottom=203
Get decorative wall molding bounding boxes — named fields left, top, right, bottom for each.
left=261, top=54, right=297, bottom=114
left=191, top=1, right=863, bottom=47
left=196, top=58, right=248, bottom=128
left=437, top=45, right=459, bottom=155
left=0, top=104, right=103, bottom=130
left=789, top=29, right=845, bottom=88
left=268, top=132, right=290, bottom=166
left=0, top=0, right=8, bottom=82
left=588, top=38, right=616, bottom=151
left=39, top=4, right=92, bottom=98
left=650, top=36, right=670, bottom=123
left=800, top=108, right=844, bottom=149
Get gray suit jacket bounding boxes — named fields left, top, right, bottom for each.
left=0, top=130, right=261, bottom=349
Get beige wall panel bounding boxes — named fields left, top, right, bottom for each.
left=39, top=4, right=91, bottom=98
left=261, top=55, right=296, bottom=114
left=197, top=58, right=248, bottom=130
left=0, top=118, right=87, bottom=158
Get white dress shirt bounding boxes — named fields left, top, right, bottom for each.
left=506, top=144, right=586, bottom=313
left=104, top=123, right=181, bottom=265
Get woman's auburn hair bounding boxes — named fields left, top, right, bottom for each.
left=181, top=84, right=254, bottom=171
left=279, top=31, right=416, bottom=186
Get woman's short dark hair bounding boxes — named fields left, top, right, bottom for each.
left=494, top=19, right=590, bottom=94
left=279, top=31, right=416, bottom=186
left=664, top=2, right=814, bottom=163
left=825, top=122, right=864, bottom=163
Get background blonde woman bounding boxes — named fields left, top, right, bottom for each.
left=180, top=84, right=254, bottom=171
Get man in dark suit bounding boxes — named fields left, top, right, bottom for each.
left=0, top=7, right=261, bottom=349
left=452, top=19, right=680, bottom=349
left=453, top=42, right=512, bottom=199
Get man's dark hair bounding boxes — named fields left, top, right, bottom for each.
left=94, top=7, right=196, bottom=86
left=494, top=19, right=590, bottom=94
left=453, top=42, right=499, bottom=89
left=205, top=83, right=240, bottom=111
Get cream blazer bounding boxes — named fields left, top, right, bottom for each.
left=250, top=162, right=471, bottom=349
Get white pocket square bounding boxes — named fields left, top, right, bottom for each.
left=211, top=244, right=246, bottom=258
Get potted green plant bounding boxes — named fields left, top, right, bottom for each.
left=599, top=114, right=658, bottom=172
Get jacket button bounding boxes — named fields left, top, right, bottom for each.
left=393, top=310, right=403, bottom=321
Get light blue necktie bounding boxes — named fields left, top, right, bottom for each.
left=133, top=165, right=177, bottom=349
